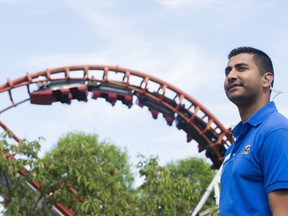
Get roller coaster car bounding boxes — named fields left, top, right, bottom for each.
left=175, top=108, right=225, bottom=169
left=205, top=144, right=226, bottom=169
left=134, top=91, right=176, bottom=126
left=175, top=106, right=218, bottom=148
left=89, top=83, right=133, bottom=108
left=30, top=80, right=88, bottom=105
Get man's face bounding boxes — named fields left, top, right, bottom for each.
left=224, top=53, right=264, bottom=106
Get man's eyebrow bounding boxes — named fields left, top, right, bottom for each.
left=234, top=63, right=249, bottom=68
left=225, top=63, right=249, bottom=74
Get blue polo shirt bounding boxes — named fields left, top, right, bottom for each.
left=220, top=102, right=288, bottom=215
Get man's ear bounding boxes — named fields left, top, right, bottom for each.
left=262, top=72, right=274, bottom=88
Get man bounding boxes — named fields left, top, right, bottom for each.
left=219, top=47, right=288, bottom=215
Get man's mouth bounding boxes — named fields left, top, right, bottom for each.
left=227, top=83, right=242, bottom=92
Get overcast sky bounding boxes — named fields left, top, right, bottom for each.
left=0, top=0, right=287, bottom=172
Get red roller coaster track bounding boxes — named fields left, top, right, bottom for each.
left=0, top=65, right=234, bottom=215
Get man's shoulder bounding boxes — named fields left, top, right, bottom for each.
left=265, top=111, right=288, bottom=128
left=260, top=111, right=288, bottom=140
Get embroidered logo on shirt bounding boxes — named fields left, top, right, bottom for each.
left=242, top=144, right=252, bottom=155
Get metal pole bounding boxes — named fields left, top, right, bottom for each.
left=191, top=164, right=223, bottom=216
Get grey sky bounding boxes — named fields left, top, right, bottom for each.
left=0, top=0, right=287, bottom=171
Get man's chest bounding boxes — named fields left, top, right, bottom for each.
left=224, top=127, right=264, bottom=181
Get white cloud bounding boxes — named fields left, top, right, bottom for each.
left=0, top=0, right=41, bottom=3
left=2, top=0, right=288, bottom=170
left=63, top=0, right=139, bottom=44
left=21, top=35, right=220, bottom=94
left=158, top=0, right=221, bottom=8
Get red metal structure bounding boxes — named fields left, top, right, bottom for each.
left=0, top=65, right=234, bottom=215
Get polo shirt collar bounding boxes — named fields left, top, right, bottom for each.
left=247, top=101, right=276, bottom=127
left=232, top=101, right=277, bottom=138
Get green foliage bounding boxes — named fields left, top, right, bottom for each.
left=41, top=132, right=136, bottom=215
left=0, top=131, right=218, bottom=215
left=136, top=155, right=198, bottom=215
left=0, top=132, right=51, bottom=215
left=166, top=157, right=216, bottom=209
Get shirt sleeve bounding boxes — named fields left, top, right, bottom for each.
left=261, top=128, right=288, bottom=194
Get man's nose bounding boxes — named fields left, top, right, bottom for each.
left=226, top=69, right=237, bottom=82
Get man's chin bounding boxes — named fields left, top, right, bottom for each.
left=228, top=95, right=249, bottom=107
left=227, top=93, right=244, bottom=103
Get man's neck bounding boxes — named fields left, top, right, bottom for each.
left=238, top=99, right=270, bottom=122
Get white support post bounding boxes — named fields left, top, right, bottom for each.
left=191, top=164, right=222, bottom=216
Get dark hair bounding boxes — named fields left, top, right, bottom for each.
left=228, top=46, right=274, bottom=75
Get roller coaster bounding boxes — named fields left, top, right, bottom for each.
left=0, top=65, right=234, bottom=215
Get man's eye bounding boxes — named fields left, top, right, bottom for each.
left=225, top=69, right=231, bottom=76
left=238, top=67, right=246, bottom=71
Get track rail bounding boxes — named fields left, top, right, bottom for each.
left=0, top=65, right=234, bottom=215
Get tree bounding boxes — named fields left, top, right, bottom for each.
left=41, top=132, right=137, bottom=215
left=0, top=132, right=52, bottom=215
left=136, top=155, right=198, bottom=215
left=0, top=131, right=218, bottom=215
left=136, top=156, right=216, bottom=215
left=166, top=157, right=216, bottom=210
left=0, top=132, right=136, bottom=215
